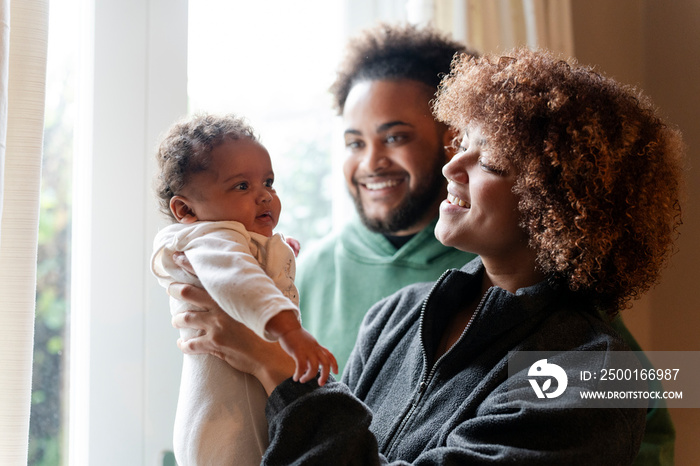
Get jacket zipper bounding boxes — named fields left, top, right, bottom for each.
left=383, top=271, right=491, bottom=456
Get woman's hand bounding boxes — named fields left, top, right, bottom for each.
left=285, top=237, right=301, bottom=257
left=169, top=282, right=296, bottom=395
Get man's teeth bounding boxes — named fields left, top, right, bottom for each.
left=447, top=193, right=469, bottom=207
left=365, top=179, right=400, bottom=190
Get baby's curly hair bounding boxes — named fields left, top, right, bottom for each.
left=154, top=113, right=258, bottom=221
left=329, top=22, right=476, bottom=114
left=434, top=48, right=685, bottom=316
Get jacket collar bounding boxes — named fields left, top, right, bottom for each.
left=420, top=257, right=567, bottom=364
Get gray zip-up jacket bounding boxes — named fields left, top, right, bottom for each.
left=264, top=258, right=645, bottom=465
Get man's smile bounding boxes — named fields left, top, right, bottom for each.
left=364, top=179, right=401, bottom=190
left=356, top=174, right=407, bottom=195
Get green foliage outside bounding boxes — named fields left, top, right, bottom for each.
left=29, top=48, right=74, bottom=466
left=274, top=136, right=334, bottom=248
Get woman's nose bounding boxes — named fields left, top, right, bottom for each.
left=442, top=154, right=468, bottom=184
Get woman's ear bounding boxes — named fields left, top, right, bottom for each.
left=170, top=196, right=198, bottom=223
left=443, top=126, right=462, bottom=161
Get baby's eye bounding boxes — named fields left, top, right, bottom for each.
left=264, top=178, right=274, bottom=188
left=234, top=182, right=248, bottom=191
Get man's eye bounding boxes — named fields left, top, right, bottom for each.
left=385, top=134, right=405, bottom=144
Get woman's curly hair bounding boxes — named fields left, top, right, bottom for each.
left=329, top=22, right=476, bottom=114
left=154, top=113, right=258, bottom=221
left=434, top=48, right=685, bottom=316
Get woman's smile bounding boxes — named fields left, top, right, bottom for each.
left=446, top=192, right=470, bottom=208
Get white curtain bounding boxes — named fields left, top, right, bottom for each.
left=0, top=0, right=49, bottom=464
left=434, top=0, right=574, bottom=57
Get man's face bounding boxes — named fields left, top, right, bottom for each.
left=342, top=79, right=451, bottom=235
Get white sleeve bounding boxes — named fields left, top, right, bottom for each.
left=174, top=223, right=299, bottom=341
left=261, top=233, right=299, bottom=307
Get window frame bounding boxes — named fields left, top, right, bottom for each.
left=70, top=0, right=187, bottom=464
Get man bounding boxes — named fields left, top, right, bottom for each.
left=296, top=23, right=476, bottom=375
left=295, top=23, right=674, bottom=465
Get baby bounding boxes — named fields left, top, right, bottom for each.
left=150, top=113, right=336, bottom=466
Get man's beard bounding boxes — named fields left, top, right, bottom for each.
left=351, top=150, right=446, bottom=235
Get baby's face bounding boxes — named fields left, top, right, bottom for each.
left=182, top=138, right=281, bottom=236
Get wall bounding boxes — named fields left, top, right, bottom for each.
left=571, top=1, right=700, bottom=464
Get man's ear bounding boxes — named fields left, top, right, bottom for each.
left=442, top=126, right=462, bottom=161
left=170, top=196, right=198, bottom=223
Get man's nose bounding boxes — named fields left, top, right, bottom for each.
left=361, top=144, right=390, bottom=172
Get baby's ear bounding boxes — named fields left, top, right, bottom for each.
left=170, top=196, right=198, bottom=224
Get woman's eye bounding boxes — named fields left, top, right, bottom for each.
left=479, top=161, right=494, bottom=171
left=478, top=158, right=506, bottom=175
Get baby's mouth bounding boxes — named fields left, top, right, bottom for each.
left=447, top=193, right=470, bottom=208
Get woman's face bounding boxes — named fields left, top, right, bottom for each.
left=435, top=125, right=529, bottom=263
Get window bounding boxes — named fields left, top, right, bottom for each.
left=29, top=0, right=80, bottom=463
left=38, top=1, right=412, bottom=464
left=187, top=0, right=345, bottom=247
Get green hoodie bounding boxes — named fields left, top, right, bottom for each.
left=296, top=216, right=476, bottom=375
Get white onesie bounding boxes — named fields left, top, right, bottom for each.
left=151, top=220, right=299, bottom=466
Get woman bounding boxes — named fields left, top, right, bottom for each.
left=169, top=48, right=684, bottom=465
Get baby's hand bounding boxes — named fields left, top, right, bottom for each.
left=173, top=252, right=197, bottom=276
left=278, top=328, right=338, bottom=386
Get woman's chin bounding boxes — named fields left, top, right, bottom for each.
left=434, top=223, right=455, bottom=248
left=436, top=223, right=475, bottom=254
